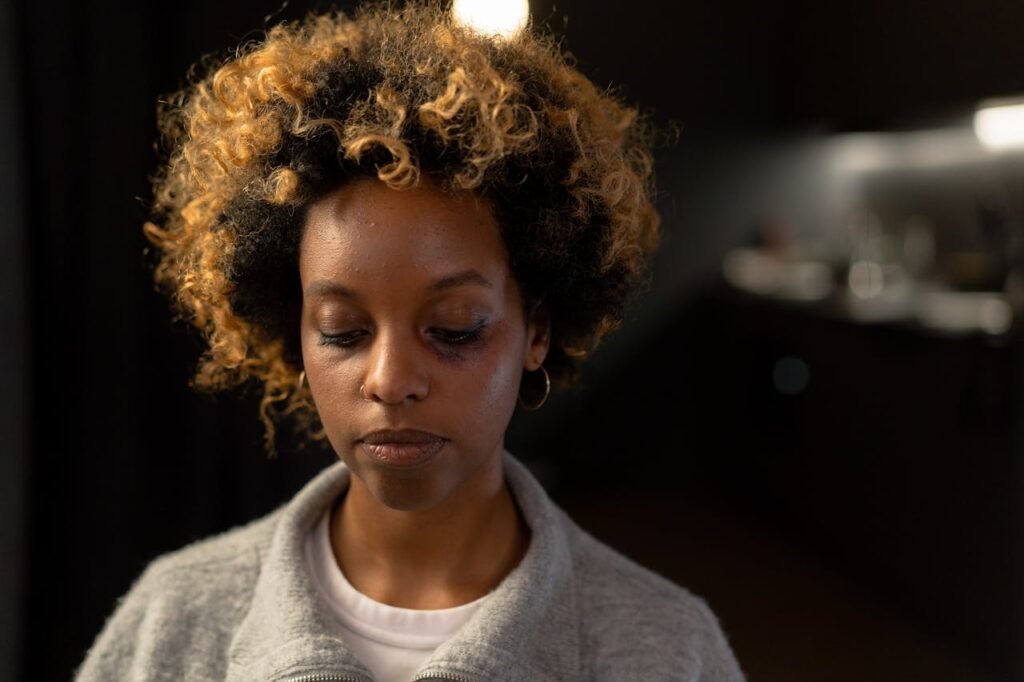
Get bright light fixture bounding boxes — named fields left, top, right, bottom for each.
left=451, top=0, right=530, bottom=39
left=974, top=98, right=1024, bottom=149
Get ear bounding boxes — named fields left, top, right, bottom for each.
left=523, top=303, right=551, bottom=371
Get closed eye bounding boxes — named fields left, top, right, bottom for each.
left=430, top=324, right=486, bottom=346
left=318, top=330, right=368, bottom=348
left=318, top=323, right=487, bottom=349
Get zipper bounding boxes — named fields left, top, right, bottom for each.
left=412, top=673, right=473, bottom=682
left=282, top=671, right=370, bottom=675
left=280, top=671, right=470, bottom=682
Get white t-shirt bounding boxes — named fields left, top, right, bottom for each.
left=304, top=503, right=493, bottom=682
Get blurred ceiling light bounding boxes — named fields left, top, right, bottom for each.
left=451, top=0, right=530, bottom=38
left=974, top=99, right=1024, bottom=149
left=831, top=129, right=988, bottom=172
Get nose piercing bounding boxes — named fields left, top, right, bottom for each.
left=359, top=384, right=371, bottom=401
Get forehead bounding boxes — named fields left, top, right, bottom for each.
left=299, top=177, right=510, bottom=291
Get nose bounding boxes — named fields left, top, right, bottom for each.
left=361, top=328, right=429, bottom=404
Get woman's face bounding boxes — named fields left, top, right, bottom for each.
left=299, top=176, right=549, bottom=512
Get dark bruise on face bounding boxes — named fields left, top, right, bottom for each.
left=298, top=176, right=550, bottom=512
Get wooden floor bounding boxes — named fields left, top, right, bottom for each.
left=563, top=491, right=1002, bottom=682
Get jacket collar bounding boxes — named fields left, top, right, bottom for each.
left=226, top=451, right=581, bottom=682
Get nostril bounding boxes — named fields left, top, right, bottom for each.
left=361, top=339, right=430, bottom=404
left=359, top=382, right=425, bottom=404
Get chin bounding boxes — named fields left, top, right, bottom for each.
left=365, top=472, right=452, bottom=512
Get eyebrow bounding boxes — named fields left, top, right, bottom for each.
left=305, top=269, right=493, bottom=301
left=427, top=269, right=493, bottom=293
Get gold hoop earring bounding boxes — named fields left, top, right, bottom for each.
left=518, top=365, right=550, bottom=411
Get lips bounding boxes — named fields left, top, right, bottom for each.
left=357, top=429, right=448, bottom=467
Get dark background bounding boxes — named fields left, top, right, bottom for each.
left=2, top=0, right=1023, bottom=680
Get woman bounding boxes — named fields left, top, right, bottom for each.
left=76, top=2, right=744, bottom=680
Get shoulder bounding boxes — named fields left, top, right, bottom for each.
left=127, top=506, right=285, bottom=621
left=560, top=510, right=745, bottom=681
left=141, top=507, right=280, bottom=588
left=74, top=507, right=284, bottom=682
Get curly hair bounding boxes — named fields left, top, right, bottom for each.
left=143, top=0, right=661, bottom=454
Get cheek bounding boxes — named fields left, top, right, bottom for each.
left=300, top=335, right=359, bottom=430
left=455, top=323, right=525, bottom=421
left=305, top=363, right=368, bottom=469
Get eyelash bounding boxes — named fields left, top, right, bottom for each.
left=318, top=323, right=487, bottom=349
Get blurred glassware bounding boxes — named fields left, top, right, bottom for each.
left=722, top=248, right=835, bottom=302
left=914, top=289, right=1012, bottom=335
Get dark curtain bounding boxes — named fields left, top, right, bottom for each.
left=1, top=0, right=29, bottom=679
left=15, top=2, right=350, bottom=679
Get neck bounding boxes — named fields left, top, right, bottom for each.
left=330, top=453, right=530, bottom=609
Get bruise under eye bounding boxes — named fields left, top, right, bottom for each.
left=429, top=320, right=489, bottom=354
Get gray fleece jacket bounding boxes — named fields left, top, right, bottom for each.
left=75, top=451, right=745, bottom=682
